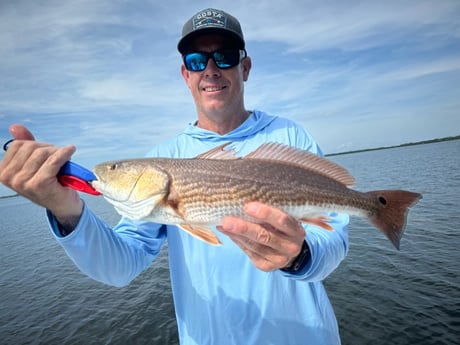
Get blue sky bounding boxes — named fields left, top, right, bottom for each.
left=1, top=0, right=459, bottom=195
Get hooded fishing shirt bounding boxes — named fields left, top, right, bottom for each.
left=48, top=110, right=349, bottom=345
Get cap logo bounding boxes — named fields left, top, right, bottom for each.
left=193, top=10, right=227, bottom=30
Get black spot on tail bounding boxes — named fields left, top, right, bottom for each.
left=367, top=190, right=422, bottom=250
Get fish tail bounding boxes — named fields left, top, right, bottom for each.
left=366, top=190, right=422, bottom=250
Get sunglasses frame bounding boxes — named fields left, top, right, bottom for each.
left=183, top=49, right=247, bottom=72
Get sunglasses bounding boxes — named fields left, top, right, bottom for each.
left=183, top=49, right=247, bottom=72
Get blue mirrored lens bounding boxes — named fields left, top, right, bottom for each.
left=184, top=53, right=208, bottom=71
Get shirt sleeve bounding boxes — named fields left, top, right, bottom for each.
left=47, top=201, right=167, bottom=287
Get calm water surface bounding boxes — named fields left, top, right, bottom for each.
left=0, top=141, right=459, bottom=344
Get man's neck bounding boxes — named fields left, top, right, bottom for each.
left=196, top=110, right=251, bottom=135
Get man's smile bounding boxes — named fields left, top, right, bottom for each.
left=202, top=86, right=226, bottom=92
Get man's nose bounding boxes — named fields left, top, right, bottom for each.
left=204, top=58, right=221, bottom=77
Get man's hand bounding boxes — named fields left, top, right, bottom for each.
left=218, top=202, right=306, bottom=272
left=0, top=124, right=83, bottom=230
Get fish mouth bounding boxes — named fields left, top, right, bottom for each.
left=90, top=179, right=133, bottom=203
left=90, top=167, right=147, bottom=203
left=89, top=172, right=108, bottom=198
left=89, top=179, right=110, bottom=199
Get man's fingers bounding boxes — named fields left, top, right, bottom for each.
left=220, top=216, right=301, bottom=258
left=218, top=202, right=308, bottom=272
left=1, top=140, right=76, bottom=189
left=243, top=202, right=305, bottom=237
left=9, top=124, right=35, bottom=141
left=222, top=230, right=294, bottom=272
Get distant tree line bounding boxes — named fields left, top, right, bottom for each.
left=326, top=135, right=460, bottom=157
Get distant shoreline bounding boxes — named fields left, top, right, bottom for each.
left=326, top=135, right=460, bottom=157
left=0, top=193, right=20, bottom=199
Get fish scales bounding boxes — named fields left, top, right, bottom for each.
left=159, top=158, right=364, bottom=217
left=92, top=142, right=422, bottom=248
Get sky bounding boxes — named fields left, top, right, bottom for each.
left=1, top=0, right=459, bottom=195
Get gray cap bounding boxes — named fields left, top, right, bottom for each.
left=178, top=8, right=245, bottom=54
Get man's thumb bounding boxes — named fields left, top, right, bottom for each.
left=9, top=124, right=36, bottom=141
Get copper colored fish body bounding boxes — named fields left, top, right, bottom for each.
left=92, top=143, right=422, bottom=248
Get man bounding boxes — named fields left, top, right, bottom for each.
left=0, top=8, right=349, bottom=345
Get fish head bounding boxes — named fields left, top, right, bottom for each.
left=92, top=159, right=170, bottom=204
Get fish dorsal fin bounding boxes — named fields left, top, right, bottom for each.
left=245, top=142, right=355, bottom=186
left=196, top=143, right=238, bottom=160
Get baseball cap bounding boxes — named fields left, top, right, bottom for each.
left=178, top=8, right=245, bottom=54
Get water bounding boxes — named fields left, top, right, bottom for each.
left=325, top=141, right=460, bottom=345
left=1, top=141, right=459, bottom=344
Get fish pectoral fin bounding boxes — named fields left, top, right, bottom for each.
left=178, top=224, right=222, bottom=246
left=300, top=215, right=334, bottom=231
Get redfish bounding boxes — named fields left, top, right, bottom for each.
left=92, top=143, right=422, bottom=248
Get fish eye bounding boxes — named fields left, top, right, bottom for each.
left=110, top=164, right=118, bottom=171
left=378, top=196, right=387, bottom=206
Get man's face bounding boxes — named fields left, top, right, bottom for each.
left=181, top=34, right=251, bottom=117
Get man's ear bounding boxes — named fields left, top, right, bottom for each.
left=242, top=56, right=252, bottom=81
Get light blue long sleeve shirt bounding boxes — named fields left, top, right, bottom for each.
left=48, top=110, right=349, bottom=345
